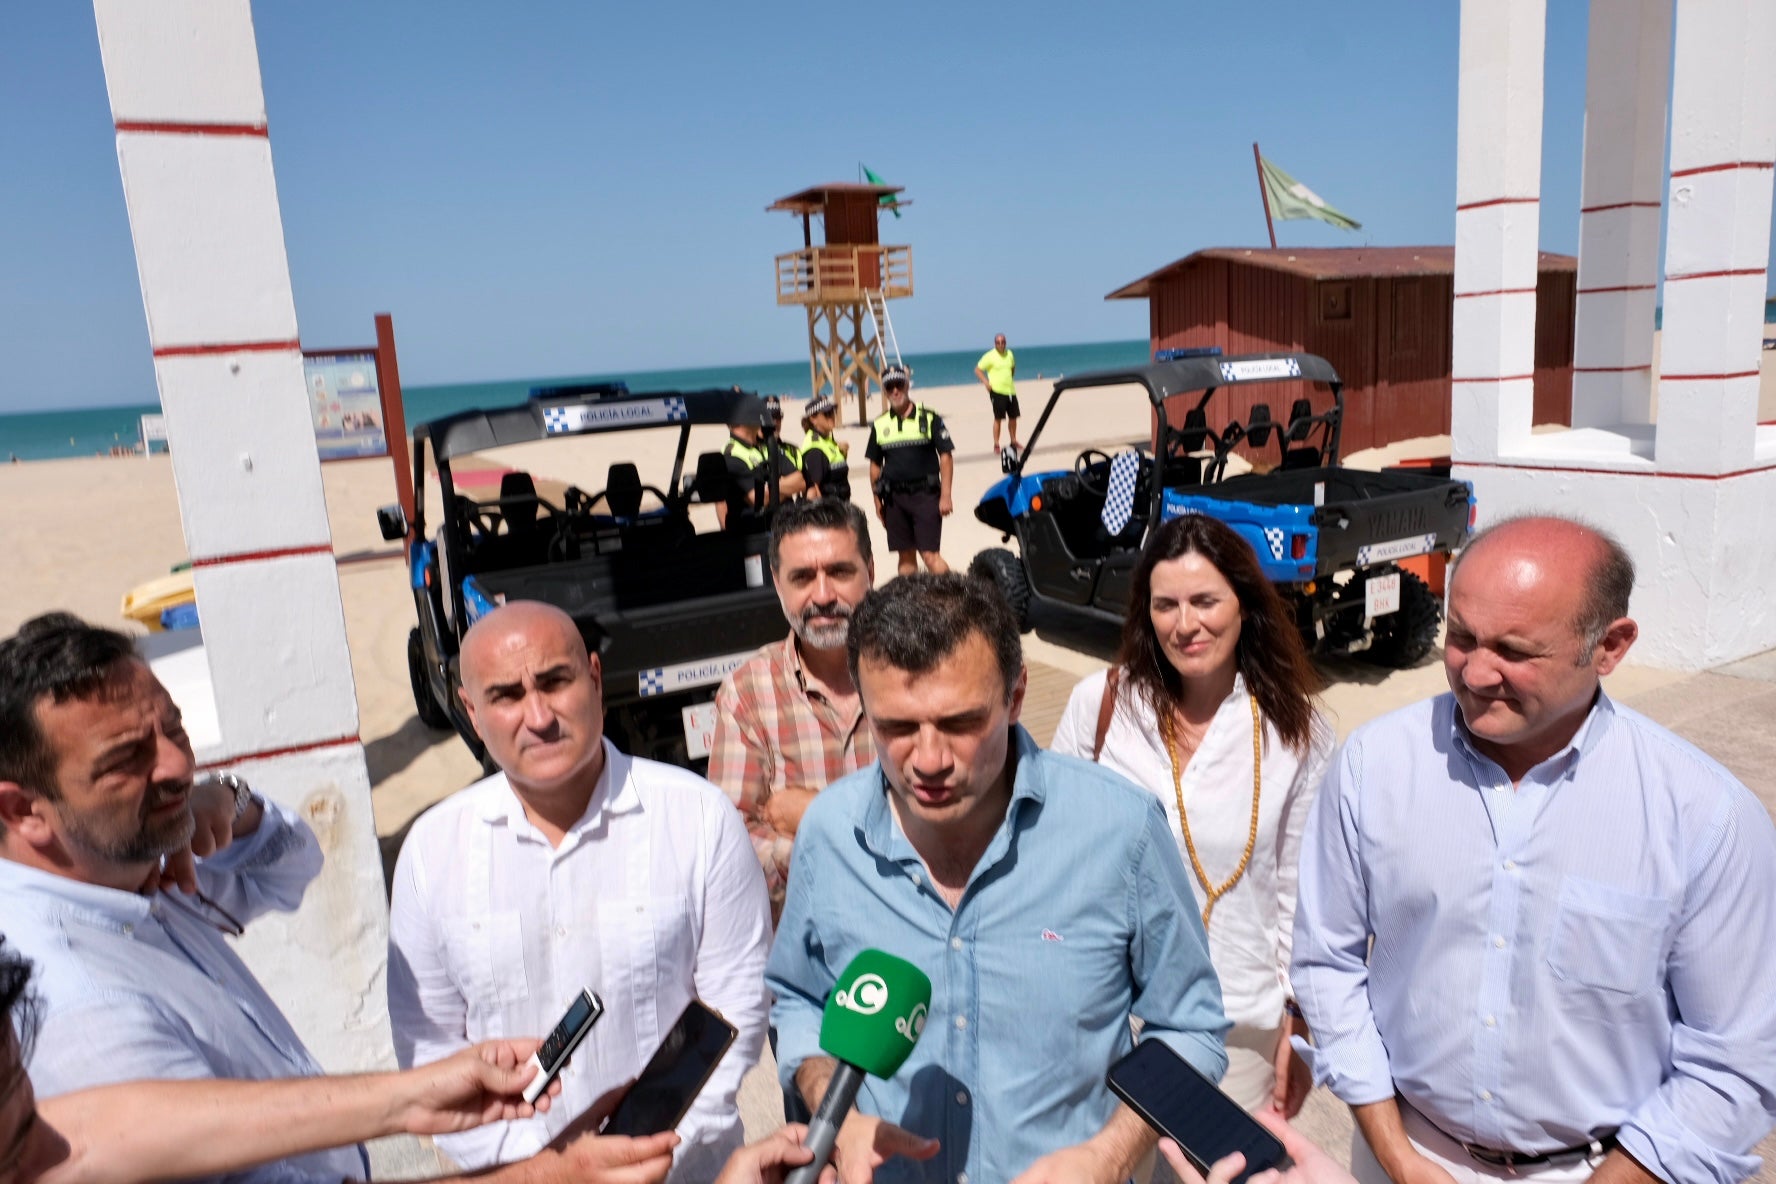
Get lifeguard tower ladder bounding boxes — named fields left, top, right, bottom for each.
left=769, top=182, right=913, bottom=424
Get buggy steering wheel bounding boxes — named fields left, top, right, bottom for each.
left=1074, top=449, right=1116, bottom=496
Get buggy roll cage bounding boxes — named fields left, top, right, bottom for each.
left=1009, top=352, right=1345, bottom=531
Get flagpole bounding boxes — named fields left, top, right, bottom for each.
left=1253, top=142, right=1277, bottom=249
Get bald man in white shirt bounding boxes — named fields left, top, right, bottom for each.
left=387, top=602, right=772, bottom=1184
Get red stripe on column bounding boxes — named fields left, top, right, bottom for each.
left=1456, top=197, right=1539, bottom=211
left=1451, top=374, right=1536, bottom=383
left=1669, top=161, right=1774, bottom=179
left=153, top=338, right=301, bottom=358
left=1453, top=288, right=1537, bottom=299
left=115, top=120, right=269, bottom=137
left=1457, top=460, right=1776, bottom=481
left=197, top=733, right=360, bottom=771
left=1664, top=268, right=1766, bottom=283
left=1576, top=284, right=1656, bottom=295
left=1660, top=370, right=1761, bottom=381
left=191, top=543, right=335, bottom=568
left=1572, top=364, right=1652, bottom=373
left=1580, top=201, right=1660, bottom=214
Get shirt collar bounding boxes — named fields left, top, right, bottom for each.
left=857, top=724, right=1045, bottom=865
left=474, top=738, right=643, bottom=833
left=1447, top=688, right=1617, bottom=777
left=0, top=857, right=154, bottom=930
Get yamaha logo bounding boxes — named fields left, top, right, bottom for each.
left=835, top=973, right=889, bottom=1015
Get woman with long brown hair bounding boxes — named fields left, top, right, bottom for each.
left=1052, top=513, right=1334, bottom=1116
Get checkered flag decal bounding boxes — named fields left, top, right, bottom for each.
left=1262, top=527, right=1287, bottom=561
left=543, top=406, right=573, bottom=433
left=1100, top=449, right=1143, bottom=535
left=663, top=396, right=687, bottom=420
left=639, top=669, right=666, bottom=696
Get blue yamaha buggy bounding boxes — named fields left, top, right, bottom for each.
left=969, top=352, right=1474, bottom=667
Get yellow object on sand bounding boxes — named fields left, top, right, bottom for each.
left=122, top=568, right=195, bottom=631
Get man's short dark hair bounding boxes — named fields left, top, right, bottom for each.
left=768, top=498, right=872, bottom=572
left=0, top=612, right=140, bottom=799
left=1, top=937, right=37, bottom=1063
left=847, top=573, right=1021, bottom=700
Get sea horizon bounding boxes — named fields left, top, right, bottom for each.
left=0, top=337, right=1148, bottom=462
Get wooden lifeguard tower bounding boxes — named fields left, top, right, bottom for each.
left=769, top=182, right=913, bottom=424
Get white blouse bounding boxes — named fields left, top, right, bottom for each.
left=1052, top=669, right=1334, bottom=1028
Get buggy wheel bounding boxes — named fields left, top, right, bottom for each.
left=969, top=547, right=1033, bottom=633
left=407, top=628, right=454, bottom=731
left=1365, top=569, right=1441, bottom=668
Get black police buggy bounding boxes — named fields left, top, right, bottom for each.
left=969, top=352, right=1475, bottom=667
left=377, top=384, right=797, bottom=771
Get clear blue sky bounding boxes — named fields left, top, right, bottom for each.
left=0, top=1, right=1766, bottom=413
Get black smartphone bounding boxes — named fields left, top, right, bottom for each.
left=523, top=989, right=605, bottom=1104
left=601, top=999, right=739, bottom=1137
left=1107, top=1040, right=1292, bottom=1184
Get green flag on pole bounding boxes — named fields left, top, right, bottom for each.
left=860, top=163, right=902, bottom=219
left=1258, top=155, right=1361, bottom=231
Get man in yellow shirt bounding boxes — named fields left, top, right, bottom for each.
left=974, top=333, right=1019, bottom=463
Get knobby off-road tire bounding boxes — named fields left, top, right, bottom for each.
left=408, top=628, right=455, bottom=731
left=969, top=547, right=1034, bottom=633
left=1365, top=568, right=1441, bottom=668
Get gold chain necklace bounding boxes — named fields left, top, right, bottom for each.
left=1159, top=693, right=1262, bottom=930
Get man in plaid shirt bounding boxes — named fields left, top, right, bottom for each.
left=710, top=499, right=877, bottom=917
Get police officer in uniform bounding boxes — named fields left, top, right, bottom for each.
left=797, top=394, right=851, bottom=501
left=722, top=394, right=806, bottom=525
left=866, top=363, right=954, bottom=575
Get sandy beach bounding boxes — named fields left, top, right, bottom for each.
left=5, top=369, right=1775, bottom=1178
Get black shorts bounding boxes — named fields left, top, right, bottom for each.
left=990, top=392, right=1020, bottom=421
left=881, top=487, right=943, bottom=552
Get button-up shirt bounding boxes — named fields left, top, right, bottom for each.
left=767, top=726, right=1229, bottom=1184
left=387, top=741, right=772, bottom=1184
left=1292, top=692, right=1776, bottom=1184
left=0, top=802, right=356, bottom=1184
left=709, top=634, right=875, bottom=910
left=1052, top=670, right=1333, bottom=1028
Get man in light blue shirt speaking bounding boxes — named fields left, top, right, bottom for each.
left=1293, top=517, right=1776, bottom=1184
left=767, top=573, right=1229, bottom=1184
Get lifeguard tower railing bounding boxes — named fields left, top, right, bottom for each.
left=775, top=244, right=913, bottom=305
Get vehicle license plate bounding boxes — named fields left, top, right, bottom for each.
left=1366, top=571, right=1401, bottom=617
left=682, top=701, right=719, bottom=760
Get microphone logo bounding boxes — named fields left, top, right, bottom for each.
left=894, top=1001, right=927, bottom=1042
left=835, top=972, right=889, bottom=1015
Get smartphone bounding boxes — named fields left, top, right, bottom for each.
left=523, top=989, right=605, bottom=1104
left=600, top=999, right=739, bottom=1137
left=1107, top=1040, right=1291, bottom=1184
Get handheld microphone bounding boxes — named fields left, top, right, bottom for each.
left=784, top=949, right=932, bottom=1184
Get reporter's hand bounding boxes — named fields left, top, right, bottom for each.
left=543, top=1130, right=679, bottom=1184
left=398, top=1039, right=560, bottom=1134
left=830, top=1113, right=939, bottom=1184
left=1158, top=1108, right=1360, bottom=1184
left=714, top=1125, right=833, bottom=1184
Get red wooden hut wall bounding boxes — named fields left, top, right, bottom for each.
left=1126, top=249, right=1575, bottom=459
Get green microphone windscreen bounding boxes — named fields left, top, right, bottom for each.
left=818, top=949, right=933, bottom=1078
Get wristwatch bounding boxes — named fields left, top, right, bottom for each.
left=203, top=771, right=256, bottom=819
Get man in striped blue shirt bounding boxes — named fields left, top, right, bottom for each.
left=1293, top=516, right=1776, bottom=1184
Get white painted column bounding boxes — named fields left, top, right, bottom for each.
left=91, top=0, right=396, bottom=1078
left=1451, top=0, right=1546, bottom=464
left=1569, top=0, right=1670, bottom=429
left=1654, top=0, right=1776, bottom=472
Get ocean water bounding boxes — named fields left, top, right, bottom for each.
left=0, top=338, right=1148, bottom=462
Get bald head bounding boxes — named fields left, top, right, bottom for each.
left=1454, top=516, right=1634, bottom=652
left=456, top=601, right=605, bottom=795
left=459, top=601, right=587, bottom=688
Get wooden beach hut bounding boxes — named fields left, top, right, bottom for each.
left=1106, top=247, right=1578, bottom=456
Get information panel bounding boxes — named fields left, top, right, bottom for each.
left=303, top=351, right=387, bottom=460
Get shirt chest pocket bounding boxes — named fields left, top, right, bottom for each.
left=443, top=909, right=531, bottom=1009
left=1546, top=877, right=1670, bottom=997
left=601, top=894, right=695, bottom=994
